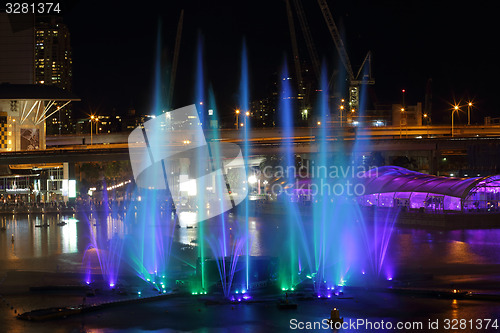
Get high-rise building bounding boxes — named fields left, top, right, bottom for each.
left=35, top=16, right=73, bottom=134
left=250, top=98, right=276, bottom=127
left=0, top=14, right=74, bottom=135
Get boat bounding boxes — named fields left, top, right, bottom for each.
left=56, top=221, right=67, bottom=226
left=328, top=308, right=343, bottom=325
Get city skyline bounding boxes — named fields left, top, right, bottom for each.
left=59, top=0, right=496, bottom=125
left=2, top=2, right=500, bottom=331
left=1, top=1, right=496, bottom=128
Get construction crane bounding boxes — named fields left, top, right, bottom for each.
left=286, top=0, right=320, bottom=120
left=292, top=0, right=321, bottom=119
left=317, top=0, right=374, bottom=114
left=168, top=9, right=184, bottom=110
left=285, top=0, right=304, bottom=92
left=293, top=0, right=321, bottom=82
left=285, top=0, right=309, bottom=118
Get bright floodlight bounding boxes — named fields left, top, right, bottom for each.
left=248, top=175, right=257, bottom=185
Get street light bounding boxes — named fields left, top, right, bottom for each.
left=90, top=115, right=95, bottom=145
left=340, top=99, right=345, bottom=127
left=452, top=105, right=460, bottom=137
left=467, top=102, right=473, bottom=125
left=235, top=109, right=240, bottom=130
left=244, top=111, right=250, bottom=129
left=12, top=118, right=16, bottom=151
left=89, top=115, right=99, bottom=144
left=423, top=113, right=430, bottom=137
left=400, top=108, right=405, bottom=138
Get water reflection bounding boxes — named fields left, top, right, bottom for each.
left=0, top=213, right=500, bottom=280
left=0, top=215, right=80, bottom=263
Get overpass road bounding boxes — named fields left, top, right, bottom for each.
left=0, top=135, right=499, bottom=167
left=45, top=124, right=500, bottom=147
left=0, top=125, right=500, bottom=166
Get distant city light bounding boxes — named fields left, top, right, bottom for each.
left=106, top=180, right=132, bottom=191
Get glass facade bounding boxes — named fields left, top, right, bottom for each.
left=357, top=167, right=500, bottom=213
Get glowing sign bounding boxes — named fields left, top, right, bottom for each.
left=69, top=180, right=76, bottom=198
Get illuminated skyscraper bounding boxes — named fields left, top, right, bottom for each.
left=34, top=16, right=73, bottom=134
left=0, top=14, right=76, bottom=135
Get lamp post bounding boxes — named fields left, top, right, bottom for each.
left=245, top=111, right=250, bottom=129
left=235, top=109, right=240, bottom=130
left=400, top=89, right=407, bottom=138
left=90, top=115, right=94, bottom=145
left=400, top=108, right=405, bottom=138
left=423, top=113, right=429, bottom=137
left=12, top=118, right=16, bottom=151
left=340, top=99, right=345, bottom=127
left=452, top=105, right=460, bottom=137
left=89, top=115, right=98, bottom=144
left=467, top=102, right=471, bottom=126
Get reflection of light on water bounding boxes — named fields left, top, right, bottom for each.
left=61, top=219, right=77, bottom=253
left=448, top=240, right=476, bottom=264
left=107, top=215, right=124, bottom=240
left=249, top=220, right=261, bottom=256
left=451, top=299, right=459, bottom=318
left=33, top=216, right=42, bottom=258
left=177, top=227, right=197, bottom=246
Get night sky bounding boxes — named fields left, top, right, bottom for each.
left=62, top=0, right=497, bottom=124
